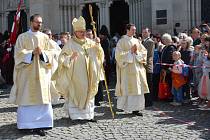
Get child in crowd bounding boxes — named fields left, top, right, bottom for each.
left=198, top=51, right=210, bottom=110
left=169, top=51, right=187, bottom=106
left=197, top=36, right=210, bottom=109
left=191, top=45, right=205, bottom=97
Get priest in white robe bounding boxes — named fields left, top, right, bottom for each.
left=43, top=28, right=62, bottom=105
left=8, top=14, right=55, bottom=136
left=52, top=16, right=104, bottom=122
left=115, top=23, right=149, bottom=116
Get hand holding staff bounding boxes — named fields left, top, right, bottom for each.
left=89, top=4, right=115, bottom=119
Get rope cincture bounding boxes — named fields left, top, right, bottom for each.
left=89, top=4, right=115, bottom=119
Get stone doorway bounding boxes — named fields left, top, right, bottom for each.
left=110, top=0, right=129, bottom=36
left=82, top=3, right=99, bottom=34
left=201, top=0, right=210, bottom=23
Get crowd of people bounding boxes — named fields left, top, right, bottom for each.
left=0, top=13, right=210, bottom=136
left=150, top=27, right=210, bottom=109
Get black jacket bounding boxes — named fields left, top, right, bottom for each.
left=161, top=44, right=177, bottom=70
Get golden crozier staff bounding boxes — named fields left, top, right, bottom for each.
left=89, top=4, right=115, bottom=119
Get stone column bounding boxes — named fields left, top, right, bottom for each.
left=29, top=0, right=45, bottom=17
left=76, top=1, right=82, bottom=17
left=1, top=11, right=9, bottom=33
left=191, top=0, right=195, bottom=27
left=128, top=0, right=140, bottom=29
left=97, top=1, right=107, bottom=30
left=0, top=0, right=3, bottom=32
left=134, top=0, right=139, bottom=27
left=72, top=0, right=75, bottom=21
left=59, top=0, right=64, bottom=32
left=64, top=0, right=68, bottom=31
left=68, top=0, right=72, bottom=32
left=48, top=0, right=60, bottom=33
left=97, top=2, right=103, bottom=28
left=140, top=0, right=144, bottom=29
left=187, top=0, right=191, bottom=31
left=79, top=4, right=85, bottom=17
left=128, top=0, right=132, bottom=22
left=137, top=0, right=142, bottom=32
left=195, top=0, right=201, bottom=26
left=4, top=11, right=10, bottom=32
left=105, top=1, right=110, bottom=31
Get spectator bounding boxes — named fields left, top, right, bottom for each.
left=191, top=28, right=201, bottom=46
left=59, top=32, right=69, bottom=49
left=99, top=25, right=111, bottom=85
left=169, top=51, right=186, bottom=106
left=160, top=33, right=177, bottom=100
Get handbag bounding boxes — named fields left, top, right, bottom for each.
left=158, top=72, right=172, bottom=100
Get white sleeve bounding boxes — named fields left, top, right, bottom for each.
left=23, top=53, right=33, bottom=64
left=127, top=51, right=134, bottom=63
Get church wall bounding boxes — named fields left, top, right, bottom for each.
left=142, top=0, right=152, bottom=31
left=0, top=0, right=203, bottom=35
left=172, top=0, right=189, bottom=34
left=151, top=0, right=174, bottom=34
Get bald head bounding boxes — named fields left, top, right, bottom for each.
left=191, top=28, right=201, bottom=40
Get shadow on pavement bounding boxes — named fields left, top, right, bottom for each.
left=52, top=103, right=64, bottom=109
left=95, top=105, right=141, bottom=121
left=54, top=117, right=96, bottom=127
left=0, top=106, right=17, bottom=113
left=152, top=101, right=210, bottom=139
left=0, top=123, right=30, bottom=139
left=0, top=94, right=9, bottom=98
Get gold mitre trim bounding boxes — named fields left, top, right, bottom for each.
left=72, top=16, right=86, bottom=31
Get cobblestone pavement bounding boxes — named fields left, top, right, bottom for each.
left=0, top=83, right=210, bottom=140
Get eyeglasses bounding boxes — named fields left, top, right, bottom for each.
left=33, top=21, right=43, bottom=24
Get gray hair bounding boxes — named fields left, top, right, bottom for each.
left=162, top=33, right=172, bottom=43
left=186, top=36, right=193, bottom=46
left=178, top=33, right=188, bottom=39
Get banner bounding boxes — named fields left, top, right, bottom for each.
left=9, top=0, right=23, bottom=46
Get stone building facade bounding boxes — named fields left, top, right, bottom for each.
left=0, top=0, right=206, bottom=36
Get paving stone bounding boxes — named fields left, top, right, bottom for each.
left=0, top=79, right=210, bottom=140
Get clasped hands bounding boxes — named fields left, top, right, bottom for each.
left=32, top=47, right=42, bottom=55
left=70, top=52, right=78, bottom=61
left=131, top=44, right=138, bottom=54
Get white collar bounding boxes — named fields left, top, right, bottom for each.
left=124, top=35, right=133, bottom=39
left=28, top=29, right=41, bottom=35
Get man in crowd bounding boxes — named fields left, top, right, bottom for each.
left=115, top=23, right=149, bottom=116
left=142, top=27, right=155, bottom=107
left=191, top=27, right=201, bottom=46
left=8, top=14, right=55, bottom=136
left=52, top=16, right=104, bottom=122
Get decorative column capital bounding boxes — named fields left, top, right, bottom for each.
left=96, top=1, right=106, bottom=8
left=108, top=0, right=113, bottom=7
left=125, top=0, right=129, bottom=4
